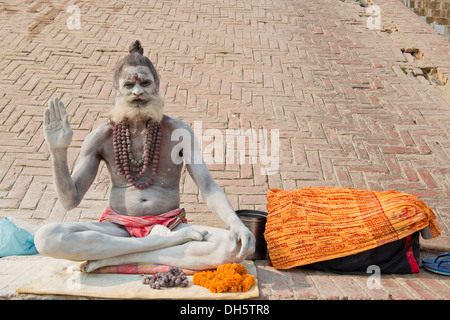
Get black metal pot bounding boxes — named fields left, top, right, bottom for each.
left=235, top=210, right=268, bottom=260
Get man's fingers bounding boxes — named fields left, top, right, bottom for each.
left=237, top=235, right=250, bottom=259
left=43, top=108, right=50, bottom=126
left=53, top=97, right=61, bottom=120
left=237, top=233, right=256, bottom=259
left=46, top=97, right=66, bottom=124
left=62, top=114, right=70, bottom=131
left=57, top=99, right=66, bottom=120
left=229, top=231, right=238, bottom=253
left=47, top=99, right=56, bottom=122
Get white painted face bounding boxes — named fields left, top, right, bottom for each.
left=117, top=65, right=157, bottom=105
left=111, top=65, right=164, bottom=123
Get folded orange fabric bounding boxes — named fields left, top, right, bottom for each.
left=264, top=187, right=440, bottom=270
left=99, top=207, right=187, bottom=238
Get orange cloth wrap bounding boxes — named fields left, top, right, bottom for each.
left=264, top=187, right=440, bottom=270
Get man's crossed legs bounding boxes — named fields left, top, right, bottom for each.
left=34, top=221, right=242, bottom=272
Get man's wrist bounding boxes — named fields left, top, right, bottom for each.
left=49, top=147, right=69, bottom=160
left=228, top=215, right=245, bottom=229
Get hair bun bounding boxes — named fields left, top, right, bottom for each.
left=129, top=40, right=144, bottom=55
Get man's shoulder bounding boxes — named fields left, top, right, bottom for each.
left=162, top=115, right=192, bottom=132
left=89, top=122, right=113, bottom=137
left=82, top=122, right=113, bottom=149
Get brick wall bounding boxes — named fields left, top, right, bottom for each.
left=403, top=0, right=449, bottom=39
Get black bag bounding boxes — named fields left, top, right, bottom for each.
left=302, top=232, right=421, bottom=274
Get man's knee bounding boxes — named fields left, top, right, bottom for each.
left=34, top=223, right=66, bottom=257
left=206, top=234, right=243, bottom=266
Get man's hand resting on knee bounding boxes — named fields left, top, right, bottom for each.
left=229, top=223, right=255, bottom=260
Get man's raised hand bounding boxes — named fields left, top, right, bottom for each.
left=43, top=97, right=73, bottom=150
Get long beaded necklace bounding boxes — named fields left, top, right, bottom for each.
left=113, top=119, right=162, bottom=189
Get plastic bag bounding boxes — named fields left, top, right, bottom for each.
left=0, top=217, right=38, bottom=257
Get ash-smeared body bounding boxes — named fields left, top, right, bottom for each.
left=89, top=117, right=185, bottom=217
left=34, top=41, right=255, bottom=271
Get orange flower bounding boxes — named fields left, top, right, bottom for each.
left=193, top=263, right=255, bottom=293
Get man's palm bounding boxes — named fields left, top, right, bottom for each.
left=44, top=97, right=73, bottom=149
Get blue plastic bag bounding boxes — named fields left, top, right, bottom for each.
left=0, top=217, right=38, bottom=257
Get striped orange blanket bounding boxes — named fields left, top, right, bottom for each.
left=264, top=187, right=440, bottom=270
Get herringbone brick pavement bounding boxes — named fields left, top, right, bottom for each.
left=1, top=0, right=448, bottom=245
left=0, top=0, right=449, bottom=299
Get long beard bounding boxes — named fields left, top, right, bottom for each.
left=110, top=92, right=164, bottom=123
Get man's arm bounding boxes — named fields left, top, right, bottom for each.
left=182, top=125, right=255, bottom=259
left=44, top=97, right=101, bottom=210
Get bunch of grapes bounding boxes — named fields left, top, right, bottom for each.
left=142, top=267, right=189, bottom=289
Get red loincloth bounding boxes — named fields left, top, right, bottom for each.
left=99, top=207, right=187, bottom=238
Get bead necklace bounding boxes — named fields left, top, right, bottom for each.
left=113, top=119, right=162, bottom=189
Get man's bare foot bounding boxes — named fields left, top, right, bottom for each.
left=83, top=260, right=100, bottom=272
left=150, top=224, right=207, bottom=242
left=149, top=224, right=171, bottom=237
left=173, top=227, right=208, bottom=242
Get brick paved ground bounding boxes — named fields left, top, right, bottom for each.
left=0, top=0, right=449, bottom=299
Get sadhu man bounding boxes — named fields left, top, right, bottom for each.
left=34, top=41, right=255, bottom=272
